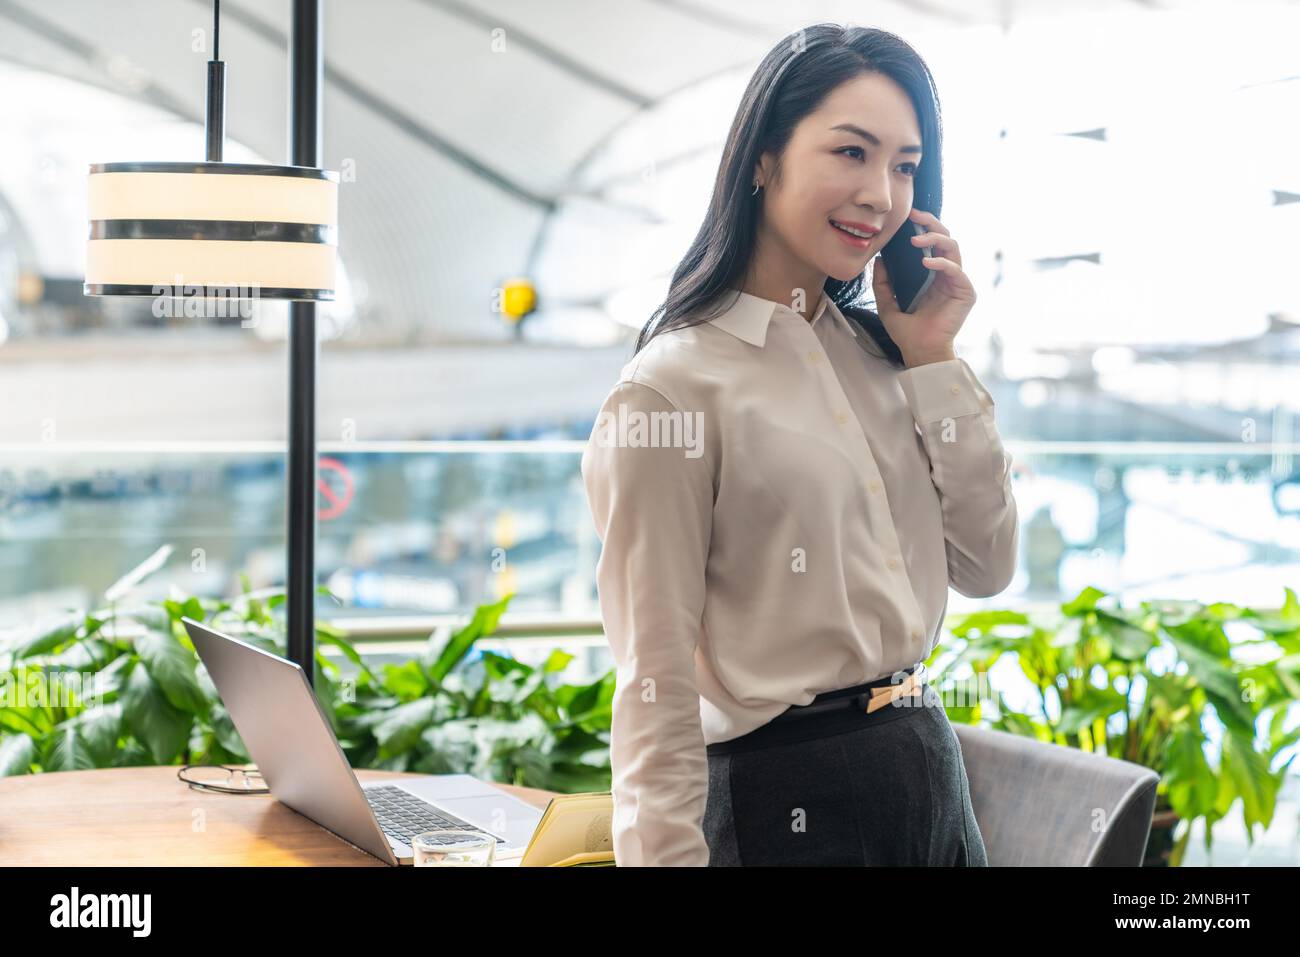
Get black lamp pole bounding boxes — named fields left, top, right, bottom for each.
left=205, top=0, right=224, bottom=162
left=287, top=0, right=322, bottom=686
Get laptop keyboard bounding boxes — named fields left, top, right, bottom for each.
left=365, top=784, right=505, bottom=847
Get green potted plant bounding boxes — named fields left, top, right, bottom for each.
left=0, top=548, right=615, bottom=795
left=937, top=584, right=1300, bottom=865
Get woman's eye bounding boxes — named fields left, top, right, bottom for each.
left=838, top=147, right=918, bottom=176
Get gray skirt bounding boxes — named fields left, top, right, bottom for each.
left=702, top=674, right=987, bottom=866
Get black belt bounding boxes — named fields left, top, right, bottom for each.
left=706, top=663, right=929, bottom=757
left=772, top=662, right=926, bottom=721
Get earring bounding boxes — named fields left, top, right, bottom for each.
left=751, top=182, right=761, bottom=195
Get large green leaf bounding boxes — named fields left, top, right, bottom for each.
left=112, top=739, right=154, bottom=768
left=1047, top=616, right=1083, bottom=649
left=1159, top=727, right=1216, bottom=818
left=43, top=638, right=118, bottom=673
left=560, top=673, right=614, bottom=722
left=0, top=706, right=45, bottom=738
left=424, top=593, right=513, bottom=683
left=46, top=725, right=97, bottom=772
left=382, top=660, right=430, bottom=700
left=0, top=733, right=37, bottom=776
left=1220, top=731, right=1282, bottom=839
left=121, top=661, right=193, bottom=764
left=1061, top=586, right=1108, bottom=616
left=1095, top=611, right=1156, bottom=660
left=10, top=615, right=81, bottom=660
left=1267, top=706, right=1300, bottom=758
left=946, top=608, right=1030, bottom=638
left=71, top=702, right=124, bottom=764
left=1056, top=686, right=1128, bottom=736
left=1252, top=586, right=1300, bottom=631
left=373, top=698, right=438, bottom=754
left=64, top=703, right=124, bottom=765
left=1161, top=628, right=1254, bottom=732
left=542, top=649, right=576, bottom=674
left=493, top=661, right=550, bottom=707
left=315, top=627, right=369, bottom=675
left=206, top=703, right=248, bottom=760
left=163, top=597, right=206, bottom=627
left=135, top=628, right=208, bottom=714
left=420, top=713, right=549, bottom=778
left=88, top=654, right=134, bottom=700
left=1139, top=598, right=1203, bottom=627
left=1164, top=616, right=1231, bottom=657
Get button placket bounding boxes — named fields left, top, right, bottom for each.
left=793, top=315, right=929, bottom=640
left=797, top=317, right=898, bottom=521
left=795, top=319, right=850, bottom=431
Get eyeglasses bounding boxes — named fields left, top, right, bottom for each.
left=177, top=764, right=270, bottom=795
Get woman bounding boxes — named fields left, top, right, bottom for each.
left=581, top=23, right=1018, bottom=866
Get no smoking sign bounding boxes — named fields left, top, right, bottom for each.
left=317, top=456, right=355, bottom=520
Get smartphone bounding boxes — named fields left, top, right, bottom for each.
left=877, top=218, right=937, bottom=314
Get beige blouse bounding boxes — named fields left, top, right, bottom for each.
left=580, top=288, right=1019, bottom=866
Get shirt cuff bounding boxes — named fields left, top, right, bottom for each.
left=896, top=357, right=993, bottom=424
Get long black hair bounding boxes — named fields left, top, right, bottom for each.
left=633, top=23, right=944, bottom=367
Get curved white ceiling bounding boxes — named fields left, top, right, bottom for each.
left=0, top=0, right=1295, bottom=354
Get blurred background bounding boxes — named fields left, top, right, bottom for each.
left=2, top=0, right=1299, bottom=811
left=3, top=0, right=1300, bottom=613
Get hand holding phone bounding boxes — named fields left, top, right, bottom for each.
left=876, top=219, right=937, bottom=314
left=871, top=208, right=979, bottom=367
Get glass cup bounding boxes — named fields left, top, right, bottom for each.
left=411, top=829, right=497, bottom=867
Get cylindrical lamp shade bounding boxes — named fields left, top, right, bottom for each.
left=84, top=162, right=339, bottom=300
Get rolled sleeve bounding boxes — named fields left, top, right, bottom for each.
left=897, top=357, right=1019, bottom=598
left=580, top=379, right=715, bottom=866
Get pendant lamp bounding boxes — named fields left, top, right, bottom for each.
left=84, top=0, right=338, bottom=301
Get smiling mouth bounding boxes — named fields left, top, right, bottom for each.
left=828, top=219, right=878, bottom=248
left=828, top=219, right=879, bottom=239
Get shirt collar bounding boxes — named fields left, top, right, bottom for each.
left=708, top=288, right=859, bottom=347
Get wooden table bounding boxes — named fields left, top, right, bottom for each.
left=0, top=766, right=560, bottom=866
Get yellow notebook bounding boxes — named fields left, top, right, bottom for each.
left=519, top=791, right=616, bottom=867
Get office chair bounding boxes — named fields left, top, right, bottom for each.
left=952, top=723, right=1161, bottom=866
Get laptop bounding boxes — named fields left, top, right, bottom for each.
left=181, top=617, right=545, bottom=865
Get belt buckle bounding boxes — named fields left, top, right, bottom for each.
left=863, top=668, right=923, bottom=714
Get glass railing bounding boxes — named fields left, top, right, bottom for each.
left=4, top=440, right=1299, bottom=669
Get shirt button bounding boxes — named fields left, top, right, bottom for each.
left=835, top=411, right=849, bottom=425
left=950, top=384, right=961, bottom=394
left=911, top=629, right=923, bottom=641
left=887, top=557, right=900, bottom=570
left=807, top=350, right=821, bottom=362
left=869, top=480, right=881, bottom=493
